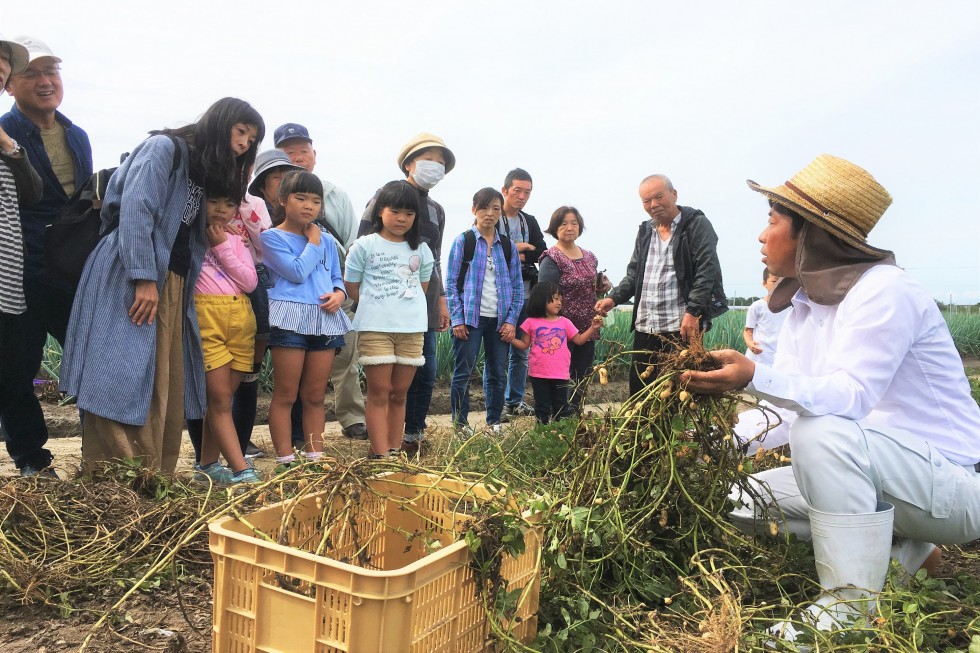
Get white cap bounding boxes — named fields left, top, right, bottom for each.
left=12, top=35, right=62, bottom=65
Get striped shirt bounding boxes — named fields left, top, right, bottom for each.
left=446, top=227, right=524, bottom=328
left=635, top=213, right=685, bottom=333
left=268, top=300, right=352, bottom=337
left=0, top=160, right=27, bottom=313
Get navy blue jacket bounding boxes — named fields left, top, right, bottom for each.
left=0, top=104, right=93, bottom=286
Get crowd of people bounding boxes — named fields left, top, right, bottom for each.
left=2, top=33, right=978, bottom=644
left=1, top=35, right=648, bottom=482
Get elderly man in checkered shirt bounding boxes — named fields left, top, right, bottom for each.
left=595, top=174, right=727, bottom=397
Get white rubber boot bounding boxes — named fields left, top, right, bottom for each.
left=771, top=501, right=894, bottom=643
left=891, top=538, right=936, bottom=576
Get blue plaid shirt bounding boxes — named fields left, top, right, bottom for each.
left=447, top=227, right=524, bottom=328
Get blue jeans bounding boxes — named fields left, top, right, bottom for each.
left=452, top=317, right=507, bottom=426
left=503, top=301, right=529, bottom=406
left=404, top=329, right=437, bottom=441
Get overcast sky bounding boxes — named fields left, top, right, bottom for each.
left=6, top=0, right=979, bottom=302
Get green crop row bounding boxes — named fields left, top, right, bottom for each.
left=37, top=308, right=980, bottom=386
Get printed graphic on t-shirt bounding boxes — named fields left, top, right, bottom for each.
left=366, top=252, right=423, bottom=299
left=183, top=182, right=203, bottom=225
left=532, top=325, right=567, bottom=355
left=202, top=249, right=225, bottom=279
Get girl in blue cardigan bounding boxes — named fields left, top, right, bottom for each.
left=260, top=171, right=351, bottom=466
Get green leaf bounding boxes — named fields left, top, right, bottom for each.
left=903, top=601, right=919, bottom=614
left=464, top=530, right=481, bottom=553
left=556, top=553, right=567, bottom=570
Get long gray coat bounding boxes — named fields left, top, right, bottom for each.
left=60, top=135, right=207, bottom=425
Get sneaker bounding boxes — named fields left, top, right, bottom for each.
left=273, top=460, right=301, bottom=475
left=401, top=440, right=421, bottom=456
left=342, top=423, right=369, bottom=440
left=193, top=461, right=234, bottom=485
left=230, top=468, right=262, bottom=484
left=453, top=424, right=478, bottom=439
left=488, top=423, right=504, bottom=435
left=244, top=441, right=265, bottom=458
left=20, top=464, right=59, bottom=479
left=506, top=402, right=535, bottom=417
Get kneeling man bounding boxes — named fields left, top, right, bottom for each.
left=683, top=154, right=980, bottom=641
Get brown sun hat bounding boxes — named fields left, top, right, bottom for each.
left=397, top=132, right=456, bottom=175
left=747, top=154, right=893, bottom=256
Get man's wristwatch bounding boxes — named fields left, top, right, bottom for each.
left=0, top=139, right=22, bottom=157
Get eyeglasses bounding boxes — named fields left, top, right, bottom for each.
left=18, top=66, right=61, bottom=81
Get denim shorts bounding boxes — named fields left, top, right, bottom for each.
left=246, top=264, right=271, bottom=338
left=269, top=326, right=345, bottom=352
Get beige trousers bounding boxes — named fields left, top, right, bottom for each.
left=82, top=273, right=186, bottom=473
left=330, top=301, right=366, bottom=427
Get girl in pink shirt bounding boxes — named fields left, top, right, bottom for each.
left=511, top=282, right=602, bottom=423
left=192, top=193, right=259, bottom=485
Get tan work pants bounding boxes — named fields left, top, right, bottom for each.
left=82, top=273, right=186, bottom=473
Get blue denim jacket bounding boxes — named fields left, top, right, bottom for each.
left=0, top=104, right=93, bottom=285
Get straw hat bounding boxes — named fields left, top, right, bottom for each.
left=397, top=132, right=456, bottom=175
left=747, top=154, right=892, bottom=256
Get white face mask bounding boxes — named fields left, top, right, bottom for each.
left=412, top=159, right=446, bottom=190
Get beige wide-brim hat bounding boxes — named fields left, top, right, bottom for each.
left=0, top=34, right=29, bottom=76
left=397, top=132, right=456, bottom=175
left=747, top=154, right=893, bottom=256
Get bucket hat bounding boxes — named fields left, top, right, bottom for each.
left=397, top=132, right=456, bottom=175
left=248, top=149, right=305, bottom=197
left=0, top=34, right=30, bottom=76
left=747, top=154, right=892, bottom=256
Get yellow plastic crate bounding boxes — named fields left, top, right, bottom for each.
left=209, top=472, right=541, bottom=653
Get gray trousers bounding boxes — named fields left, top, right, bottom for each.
left=731, top=414, right=980, bottom=546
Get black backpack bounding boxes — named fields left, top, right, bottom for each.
left=456, top=229, right=513, bottom=293
left=44, top=136, right=181, bottom=285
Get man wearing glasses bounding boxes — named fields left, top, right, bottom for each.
left=1, top=36, right=92, bottom=477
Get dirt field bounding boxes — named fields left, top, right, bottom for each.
left=0, top=379, right=631, bottom=653
left=2, top=368, right=978, bottom=652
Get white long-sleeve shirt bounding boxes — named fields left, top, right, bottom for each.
left=749, top=265, right=980, bottom=465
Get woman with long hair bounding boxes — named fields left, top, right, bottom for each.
left=61, top=97, right=264, bottom=473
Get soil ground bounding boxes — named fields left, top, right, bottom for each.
left=0, top=378, right=629, bottom=652
left=2, top=364, right=979, bottom=652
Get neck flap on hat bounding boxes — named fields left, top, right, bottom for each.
left=768, top=222, right=895, bottom=312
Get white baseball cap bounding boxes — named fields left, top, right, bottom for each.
left=12, top=35, right=62, bottom=65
